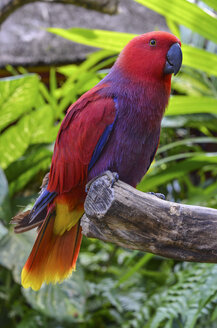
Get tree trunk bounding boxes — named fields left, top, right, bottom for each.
left=81, top=173, right=217, bottom=263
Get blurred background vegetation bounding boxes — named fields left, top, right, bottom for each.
left=0, top=0, right=217, bottom=327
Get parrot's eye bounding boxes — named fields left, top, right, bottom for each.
left=149, top=39, right=156, bottom=46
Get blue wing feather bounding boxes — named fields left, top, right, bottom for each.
left=88, top=121, right=115, bottom=171
left=88, top=98, right=117, bottom=171
left=30, top=189, right=56, bottom=222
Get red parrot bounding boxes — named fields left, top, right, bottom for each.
left=12, top=31, right=182, bottom=290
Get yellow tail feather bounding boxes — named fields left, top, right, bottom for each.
left=21, top=205, right=83, bottom=291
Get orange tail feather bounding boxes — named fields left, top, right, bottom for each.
left=21, top=205, right=83, bottom=291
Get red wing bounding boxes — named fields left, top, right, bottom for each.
left=48, top=89, right=116, bottom=194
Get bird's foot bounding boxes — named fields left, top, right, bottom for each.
left=85, top=171, right=119, bottom=193
left=147, top=192, right=166, bottom=200
left=104, top=170, right=119, bottom=188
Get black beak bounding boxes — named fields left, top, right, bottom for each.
left=164, top=43, right=182, bottom=75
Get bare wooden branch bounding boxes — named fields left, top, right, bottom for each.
left=81, top=173, right=217, bottom=263
left=0, top=0, right=119, bottom=25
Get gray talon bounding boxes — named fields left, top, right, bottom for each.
left=85, top=184, right=90, bottom=193
left=101, top=170, right=119, bottom=188
left=147, top=192, right=166, bottom=200
left=111, top=172, right=119, bottom=187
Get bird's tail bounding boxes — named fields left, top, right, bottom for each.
left=21, top=201, right=83, bottom=291
left=11, top=180, right=85, bottom=291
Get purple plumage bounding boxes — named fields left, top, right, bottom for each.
left=88, top=64, right=169, bottom=187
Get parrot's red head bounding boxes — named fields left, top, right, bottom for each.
left=117, top=31, right=182, bottom=83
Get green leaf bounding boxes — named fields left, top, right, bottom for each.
left=9, top=161, right=49, bottom=196
left=116, top=253, right=153, bottom=286
left=57, top=50, right=114, bottom=84
left=57, top=64, right=78, bottom=77
left=146, top=263, right=217, bottom=328
left=0, top=168, right=9, bottom=208
left=154, top=152, right=210, bottom=168
left=0, top=105, right=57, bottom=169
left=6, top=147, right=52, bottom=196
left=157, top=137, right=217, bottom=154
left=0, top=228, right=87, bottom=322
left=78, top=49, right=116, bottom=71
left=48, top=68, right=58, bottom=113
left=172, top=70, right=213, bottom=96
left=0, top=115, right=32, bottom=169
left=182, top=44, right=217, bottom=78
left=166, top=96, right=217, bottom=116
left=47, top=27, right=134, bottom=51
left=23, top=268, right=87, bottom=322
left=0, top=74, right=39, bottom=131
left=30, top=105, right=59, bottom=144
left=0, top=221, right=8, bottom=239
left=0, top=229, right=35, bottom=283
left=6, top=147, right=51, bottom=184
left=135, top=0, right=217, bottom=44
left=202, top=0, right=217, bottom=12
left=0, top=168, right=11, bottom=221
left=49, top=28, right=217, bottom=77
left=138, top=154, right=217, bottom=191
left=166, top=18, right=180, bottom=39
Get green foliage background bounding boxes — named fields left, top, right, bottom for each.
left=0, top=0, right=217, bottom=327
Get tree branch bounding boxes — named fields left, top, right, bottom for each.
left=81, top=173, right=217, bottom=263
left=0, top=0, right=119, bottom=25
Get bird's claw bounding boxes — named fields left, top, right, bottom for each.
left=107, top=171, right=119, bottom=188
left=147, top=192, right=166, bottom=200
left=85, top=181, right=91, bottom=193
left=85, top=170, right=119, bottom=193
